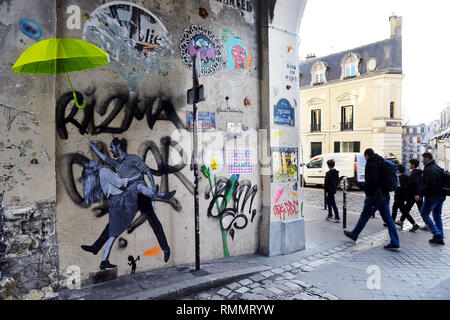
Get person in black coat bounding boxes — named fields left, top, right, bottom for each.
left=344, top=149, right=400, bottom=250
left=402, top=159, right=426, bottom=231
left=420, top=153, right=446, bottom=245
left=391, top=164, right=420, bottom=232
left=324, top=159, right=340, bottom=222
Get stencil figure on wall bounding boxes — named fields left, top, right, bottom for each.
left=180, top=25, right=223, bottom=75
left=80, top=138, right=176, bottom=268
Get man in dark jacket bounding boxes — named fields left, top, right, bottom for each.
left=420, top=153, right=446, bottom=245
left=344, top=149, right=400, bottom=250
left=324, top=159, right=340, bottom=222
left=391, top=164, right=420, bottom=232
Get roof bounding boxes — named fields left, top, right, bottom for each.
left=299, top=37, right=402, bottom=88
left=431, top=128, right=450, bottom=140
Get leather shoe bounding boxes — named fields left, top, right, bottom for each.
left=429, top=235, right=444, bottom=244
left=81, top=245, right=100, bottom=255
left=100, top=260, right=117, bottom=270
left=384, top=243, right=400, bottom=250
left=344, top=230, right=357, bottom=242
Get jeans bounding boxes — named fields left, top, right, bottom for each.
left=326, top=193, right=340, bottom=219
left=420, top=196, right=446, bottom=237
left=350, top=191, right=399, bottom=246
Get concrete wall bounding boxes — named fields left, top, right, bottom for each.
left=54, top=0, right=262, bottom=285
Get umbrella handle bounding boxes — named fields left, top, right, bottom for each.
left=67, top=72, right=86, bottom=110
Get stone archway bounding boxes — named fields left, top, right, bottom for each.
left=258, top=0, right=308, bottom=256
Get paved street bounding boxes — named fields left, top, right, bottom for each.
left=181, top=188, right=450, bottom=300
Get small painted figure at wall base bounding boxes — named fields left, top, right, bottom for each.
left=128, top=255, right=140, bottom=275
left=81, top=158, right=175, bottom=270
left=81, top=138, right=174, bottom=265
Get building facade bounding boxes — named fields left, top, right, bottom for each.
left=299, top=15, right=404, bottom=162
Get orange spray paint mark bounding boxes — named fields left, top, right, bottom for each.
left=142, top=246, right=161, bottom=256
left=292, top=192, right=297, bottom=198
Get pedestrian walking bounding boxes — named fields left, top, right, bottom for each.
left=344, top=148, right=400, bottom=250
left=420, top=153, right=446, bottom=245
left=403, top=159, right=427, bottom=231
left=391, top=164, right=420, bottom=232
left=324, top=159, right=340, bottom=223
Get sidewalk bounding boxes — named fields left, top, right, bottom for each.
left=57, top=204, right=383, bottom=300
left=57, top=203, right=450, bottom=300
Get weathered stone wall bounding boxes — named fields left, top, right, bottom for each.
left=0, top=201, right=59, bottom=300
left=0, top=0, right=58, bottom=299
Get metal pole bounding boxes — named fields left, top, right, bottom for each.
left=193, top=102, right=200, bottom=271
left=343, top=177, right=347, bottom=229
left=192, top=54, right=200, bottom=271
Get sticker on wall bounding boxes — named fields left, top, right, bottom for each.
left=271, top=147, right=298, bottom=183
left=82, top=1, right=173, bottom=93
left=179, top=25, right=223, bottom=76
left=20, top=19, right=42, bottom=39
left=274, top=98, right=295, bottom=126
left=202, top=148, right=224, bottom=172
left=225, top=37, right=252, bottom=71
left=227, top=149, right=253, bottom=175
left=226, top=122, right=249, bottom=140
left=284, top=62, right=298, bottom=83
left=187, top=111, right=216, bottom=131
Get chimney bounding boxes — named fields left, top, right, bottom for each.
left=390, top=13, right=402, bottom=38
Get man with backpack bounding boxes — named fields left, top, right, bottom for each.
left=420, top=153, right=447, bottom=245
left=344, top=148, right=400, bottom=250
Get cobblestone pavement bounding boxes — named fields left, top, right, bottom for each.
left=301, top=187, right=450, bottom=230
left=181, top=188, right=450, bottom=300
left=181, top=230, right=389, bottom=300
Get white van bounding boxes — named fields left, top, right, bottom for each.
left=300, top=153, right=366, bottom=190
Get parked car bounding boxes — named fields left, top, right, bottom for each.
left=300, top=153, right=366, bottom=190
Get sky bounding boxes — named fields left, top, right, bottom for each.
left=298, top=0, right=450, bottom=125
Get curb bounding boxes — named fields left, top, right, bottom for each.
left=118, top=265, right=272, bottom=300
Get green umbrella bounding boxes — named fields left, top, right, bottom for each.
left=12, top=38, right=109, bottom=109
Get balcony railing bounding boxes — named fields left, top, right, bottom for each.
left=341, top=121, right=353, bottom=131
left=310, top=123, right=321, bottom=132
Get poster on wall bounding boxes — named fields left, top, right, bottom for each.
left=82, top=1, right=173, bottom=92
left=187, top=111, right=216, bottom=131
left=271, top=147, right=298, bottom=182
left=274, top=99, right=295, bottom=126
left=179, top=25, right=223, bottom=75
left=222, top=28, right=252, bottom=71
left=227, top=149, right=253, bottom=174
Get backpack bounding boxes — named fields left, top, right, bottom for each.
left=381, top=159, right=398, bottom=192
left=441, top=170, right=450, bottom=196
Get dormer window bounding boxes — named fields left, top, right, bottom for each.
left=340, top=52, right=360, bottom=79
left=310, top=61, right=327, bottom=85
